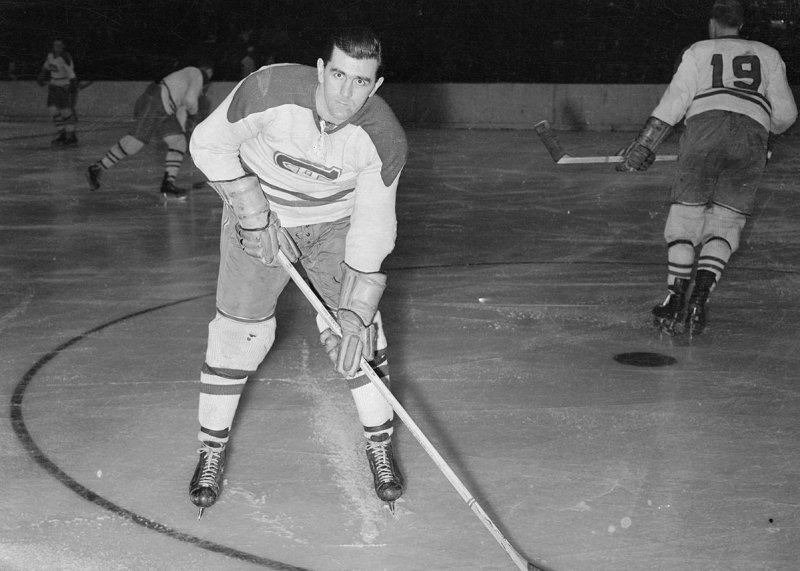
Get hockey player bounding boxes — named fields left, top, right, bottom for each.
left=618, top=0, right=797, bottom=337
left=187, top=28, right=407, bottom=517
left=85, top=63, right=214, bottom=200
left=38, top=39, right=78, bottom=147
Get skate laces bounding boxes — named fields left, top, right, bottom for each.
left=196, top=443, right=225, bottom=488
left=367, top=440, right=395, bottom=484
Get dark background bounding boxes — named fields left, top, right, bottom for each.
left=2, top=0, right=798, bottom=83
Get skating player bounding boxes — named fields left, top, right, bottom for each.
left=617, top=0, right=797, bottom=336
left=85, top=63, right=214, bottom=200
left=187, top=27, right=407, bottom=517
left=38, top=39, right=78, bottom=147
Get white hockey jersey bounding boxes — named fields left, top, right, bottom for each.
left=190, top=64, right=407, bottom=273
left=160, top=66, right=205, bottom=117
left=652, top=36, right=797, bottom=134
left=43, top=52, right=75, bottom=87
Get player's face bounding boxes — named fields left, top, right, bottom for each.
left=52, top=41, right=64, bottom=55
left=316, top=47, right=383, bottom=124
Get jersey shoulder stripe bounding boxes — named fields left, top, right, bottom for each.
left=227, top=64, right=317, bottom=123
left=350, top=95, right=408, bottom=186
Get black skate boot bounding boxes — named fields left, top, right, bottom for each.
left=85, top=164, right=102, bottom=191
left=189, top=441, right=226, bottom=519
left=365, top=433, right=404, bottom=513
left=51, top=132, right=67, bottom=147
left=686, top=270, right=716, bottom=338
left=160, top=174, right=188, bottom=201
left=652, top=278, right=689, bottom=335
left=64, top=132, right=78, bottom=146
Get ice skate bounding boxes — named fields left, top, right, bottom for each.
left=685, top=270, right=716, bottom=339
left=85, top=164, right=102, bottom=191
left=686, top=301, right=707, bottom=338
left=189, top=441, right=226, bottom=519
left=365, top=433, right=404, bottom=513
left=160, top=174, right=188, bottom=201
left=64, top=132, right=78, bottom=146
left=51, top=132, right=67, bottom=147
left=652, top=278, right=688, bottom=335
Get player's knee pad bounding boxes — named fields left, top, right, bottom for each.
left=206, top=313, right=275, bottom=373
left=664, top=203, right=705, bottom=245
left=703, top=204, right=746, bottom=253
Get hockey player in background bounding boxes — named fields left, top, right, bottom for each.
left=187, top=27, right=407, bottom=517
left=38, top=39, right=78, bottom=147
left=85, top=63, right=214, bottom=200
left=617, top=0, right=797, bottom=337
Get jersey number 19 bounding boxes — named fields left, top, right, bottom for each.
left=710, top=53, right=762, bottom=91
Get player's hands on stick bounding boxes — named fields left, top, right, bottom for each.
left=209, top=175, right=299, bottom=266
left=616, top=140, right=656, bottom=172
left=616, top=116, right=673, bottom=173
left=236, top=214, right=281, bottom=264
left=237, top=221, right=300, bottom=265
left=320, top=310, right=377, bottom=377
left=319, top=264, right=386, bottom=377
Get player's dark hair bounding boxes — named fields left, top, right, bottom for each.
left=323, top=28, right=382, bottom=72
left=711, top=0, right=744, bottom=28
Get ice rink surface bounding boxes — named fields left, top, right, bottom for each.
left=1, top=119, right=799, bottom=571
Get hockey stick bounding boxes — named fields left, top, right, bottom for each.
left=535, top=120, right=677, bottom=165
left=276, top=250, right=545, bottom=571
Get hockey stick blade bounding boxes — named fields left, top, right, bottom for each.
left=534, top=120, right=566, bottom=163
left=535, top=120, right=677, bottom=165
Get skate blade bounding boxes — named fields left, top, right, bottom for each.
left=387, top=501, right=396, bottom=515
left=197, top=507, right=205, bottom=520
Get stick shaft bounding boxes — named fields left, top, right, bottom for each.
left=558, top=154, right=677, bottom=164
left=276, top=251, right=533, bottom=571
left=535, top=120, right=677, bottom=165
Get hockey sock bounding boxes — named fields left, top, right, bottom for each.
left=198, top=314, right=276, bottom=443
left=99, top=135, right=145, bottom=170
left=164, top=146, right=185, bottom=183
left=348, top=349, right=393, bottom=438
left=697, top=236, right=731, bottom=283
left=52, top=112, right=65, bottom=136
left=62, top=109, right=76, bottom=134
left=163, top=134, right=187, bottom=182
left=666, top=239, right=695, bottom=285
left=364, top=419, right=394, bottom=442
left=199, top=426, right=229, bottom=446
left=198, top=364, right=247, bottom=443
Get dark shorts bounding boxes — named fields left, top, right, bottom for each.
left=130, top=82, right=182, bottom=143
left=216, top=207, right=350, bottom=321
left=670, top=110, right=768, bottom=215
left=46, top=84, right=72, bottom=110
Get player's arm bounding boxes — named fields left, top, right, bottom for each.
left=319, top=167, right=400, bottom=377
left=617, top=48, right=698, bottom=172
left=189, top=81, right=262, bottom=181
left=767, top=57, right=798, bottom=135
left=345, top=167, right=400, bottom=273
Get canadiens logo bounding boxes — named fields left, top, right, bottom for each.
left=274, top=152, right=341, bottom=182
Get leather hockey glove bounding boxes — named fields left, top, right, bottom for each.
left=616, top=116, right=672, bottom=172
left=320, top=263, right=386, bottom=378
left=208, top=175, right=298, bottom=265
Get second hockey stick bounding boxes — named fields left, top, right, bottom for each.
left=535, top=120, right=677, bottom=165
left=276, top=250, right=546, bottom=571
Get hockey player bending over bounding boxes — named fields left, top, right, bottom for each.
left=85, top=63, right=214, bottom=200
left=187, top=27, right=407, bottom=517
left=618, top=0, right=797, bottom=337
